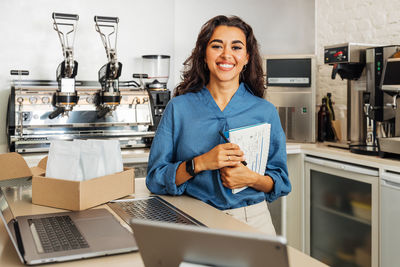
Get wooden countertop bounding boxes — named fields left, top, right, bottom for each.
left=0, top=178, right=327, bottom=267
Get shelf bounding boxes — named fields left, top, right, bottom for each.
left=313, top=204, right=371, bottom=225
left=312, top=246, right=362, bottom=267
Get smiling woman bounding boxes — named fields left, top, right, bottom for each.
left=146, top=15, right=291, bottom=235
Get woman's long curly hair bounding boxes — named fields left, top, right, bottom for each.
left=174, top=15, right=265, bottom=98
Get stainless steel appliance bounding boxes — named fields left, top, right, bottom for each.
left=378, top=57, right=400, bottom=156
left=324, top=43, right=376, bottom=152
left=365, top=46, right=400, bottom=155
left=304, top=156, right=379, bottom=267
left=264, top=55, right=316, bottom=143
left=133, top=55, right=171, bottom=130
left=6, top=79, right=155, bottom=154
left=6, top=14, right=171, bottom=160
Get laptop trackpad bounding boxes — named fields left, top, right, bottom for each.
left=74, top=213, right=136, bottom=250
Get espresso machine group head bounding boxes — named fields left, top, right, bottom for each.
left=94, top=16, right=122, bottom=118
left=49, top=12, right=80, bottom=119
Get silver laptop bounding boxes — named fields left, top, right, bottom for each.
left=108, top=196, right=205, bottom=226
left=0, top=189, right=138, bottom=265
left=130, top=219, right=290, bottom=267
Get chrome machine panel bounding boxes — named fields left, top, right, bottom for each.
left=7, top=80, right=157, bottom=153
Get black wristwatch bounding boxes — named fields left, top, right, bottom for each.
left=185, top=159, right=196, bottom=177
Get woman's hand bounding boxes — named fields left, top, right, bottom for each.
left=220, top=165, right=275, bottom=193
left=219, top=164, right=256, bottom=189
left=194, top=143, right=245, bottom=172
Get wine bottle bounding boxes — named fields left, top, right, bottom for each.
left=327, top=92, right=335, bottom=121
left=318, top=97, right=329, bottom=142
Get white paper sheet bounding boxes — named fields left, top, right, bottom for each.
left=227, top=123, right=271, bottom=194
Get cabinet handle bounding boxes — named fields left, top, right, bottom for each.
left=304, top=156, right=379, bottom=176
left=381, top=170, right=400, bottom=186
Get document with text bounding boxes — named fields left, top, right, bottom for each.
left=227, top=122, right=271, bottom=194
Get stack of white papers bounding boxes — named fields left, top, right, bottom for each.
left=226, top=122, right=271, bottom=194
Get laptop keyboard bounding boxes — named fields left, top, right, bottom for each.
left=112, top=197, right=201, bottom=226
left=29, top=216, right=89, bottom=253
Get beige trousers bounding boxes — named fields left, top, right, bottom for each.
left=223, top=201, right=276, bottom=236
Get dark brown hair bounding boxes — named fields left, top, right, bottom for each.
left=174, top=15, right=265, bottom=98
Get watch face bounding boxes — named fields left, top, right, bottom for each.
left=186, top=159, right=195, bottom=177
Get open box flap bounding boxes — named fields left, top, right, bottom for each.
left=0, top=152, right=32, bottom=181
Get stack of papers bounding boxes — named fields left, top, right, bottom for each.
left=226, top=122, right=271, bottom=194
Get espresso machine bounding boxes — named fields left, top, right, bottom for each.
left=6, top=14, right=158, bottom=154
left=378, top=57, right=400, bottom=157
left=6, top=78, right=156, bottom=153
left=324, top=43, right=376, bottom=153
left=365, top=46, right=400, bottom=155
left=133, top=55, right=171, bottom=130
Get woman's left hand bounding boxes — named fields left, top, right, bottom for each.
left=219, top=164, right=258, bottom=189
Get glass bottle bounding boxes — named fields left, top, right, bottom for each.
left=327, top=92, right=335, bottom=121
left=318, top=97, right=329, bottom=142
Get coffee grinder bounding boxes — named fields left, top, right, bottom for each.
left=133, top=55, right=171, bottom=130
left=324, top=43, right=375, bottom=153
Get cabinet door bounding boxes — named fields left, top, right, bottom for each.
left=381, top=170, right=400, bottom=267
left=304, top=158, right=379, bottom=267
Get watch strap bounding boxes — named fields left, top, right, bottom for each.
left=185, top=159, right=196, bottom=177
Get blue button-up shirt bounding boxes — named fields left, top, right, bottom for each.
left=146, top=83, right=291, bottom=210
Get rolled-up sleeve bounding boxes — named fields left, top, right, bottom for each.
left=146, top=102, right=187, bottom=195
left=264, top=109, right=291, bottom=202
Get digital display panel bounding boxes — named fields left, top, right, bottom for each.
left=267, top=58, right=311, bottom=87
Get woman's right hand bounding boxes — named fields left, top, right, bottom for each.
left=194, top=143, right=245, bottom=172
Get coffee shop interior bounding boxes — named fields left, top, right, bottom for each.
left=1, top=0, right=400, bottom=266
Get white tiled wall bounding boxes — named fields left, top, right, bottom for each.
left=316, top=0, right=400, bottom=107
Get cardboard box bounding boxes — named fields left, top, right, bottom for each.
left=0, top=152, right=135, bottom=211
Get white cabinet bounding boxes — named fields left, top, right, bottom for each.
left=380, top=169, right=400, bottom=267
left=286, top=153, right=304, bottom=250
left=268, top=153, right=304, bottom=251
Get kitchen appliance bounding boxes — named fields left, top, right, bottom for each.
left=380, top=169, right=400, bottom=267
left=264, top=54, right=316, bottom=143
left=6, top=78, right=155, bottom=154
left=133, top=55, right=171, bottom=130
left=366, top=46, right=400, bottom=156
left=378, top=57, right=400, bottom=156
left=324, top=43, right=376, bottom=152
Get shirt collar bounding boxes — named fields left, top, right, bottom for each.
left=197, top=83, right=253, bottom=115
left=200, top=82, right=251, bottom=98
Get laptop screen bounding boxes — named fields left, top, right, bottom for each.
left=130, top=219, right=289, bottom=267
left=0, top=189, right=25, bottom=262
